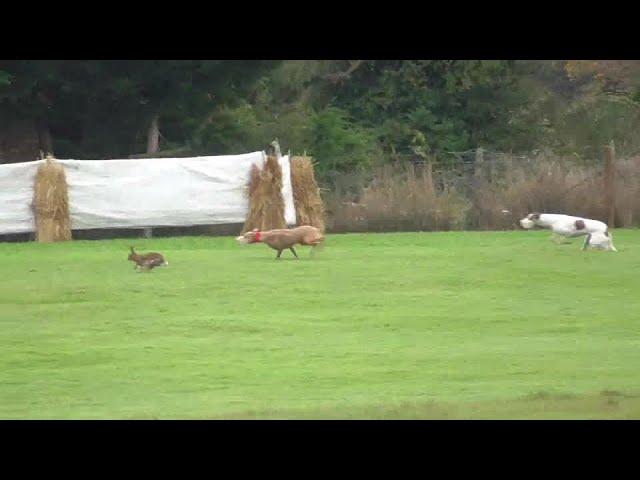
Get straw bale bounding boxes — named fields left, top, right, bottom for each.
left=290, top=156, right=325, bottom=232
left=242, top=155, right=287, bottom=233
left=33, top=156, right=72, bottom=242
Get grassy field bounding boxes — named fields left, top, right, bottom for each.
left=1, top=229, right=640, bottom=419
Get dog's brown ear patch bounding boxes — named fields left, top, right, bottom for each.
left=575, top=219, right=586, bottom=230
left=530, top=212, right=541, bottom=220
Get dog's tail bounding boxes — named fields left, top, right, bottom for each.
left=310, top=235, right=326, bottom=257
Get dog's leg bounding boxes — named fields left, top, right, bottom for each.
left=289, top=247, right=299, bottom=259
left=560, top=234, right=573, bottom=244
left=276, top=249, right=283, bottom=259
left=552, top=232, right=572, bottom=244
left=582, top=234, right=592, bottom=251
left=311, top=240, right=325, bottom=258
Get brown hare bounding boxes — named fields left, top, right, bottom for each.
left=127, top=246, right=169, bottom=272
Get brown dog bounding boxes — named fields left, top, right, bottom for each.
left=235, top=225, right=324, bottom=259
left=128, top=246, right=169, bottom=272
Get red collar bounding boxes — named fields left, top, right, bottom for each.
left=254, top=231, right=262, bottom=242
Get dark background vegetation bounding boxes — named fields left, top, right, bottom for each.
left=2, top=60, right=640, bottom=232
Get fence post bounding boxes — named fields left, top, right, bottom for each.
left=604, top=140, right=616, bottom=228
left=425, top=160, right=434, bottom=194
left=473, top=147, right=485, bottom=229
left=474, top=147, right=484, bottom=178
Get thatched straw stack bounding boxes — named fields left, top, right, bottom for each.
left=242, top=155, right=287, bottom=233
left=290, top=156, right=325, bottom=232
left=33, top=156, right=72, bottom=242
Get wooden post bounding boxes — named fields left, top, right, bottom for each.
left=473, top=147, right=485, bottom=229
left=473, top=147, right=485, bottom=192
left=424, top=160, right=434, bottom=195
left=604, top=140, right=616, bottom=228
left=476, top=148, right=484, bottom=161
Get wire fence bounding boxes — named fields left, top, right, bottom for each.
left=3, top=148, right=636, bottom=241
left=324, top=148, right=640, bottom=233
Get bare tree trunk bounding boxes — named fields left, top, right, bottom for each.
left=604, top=141, right=616, bottom=228
left=143, top=114, right=160, bottom=239
left=37, top=121, right=53, bottom=157
left=146, top=114, right=160, bottom=154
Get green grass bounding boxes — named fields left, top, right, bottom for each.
left=1, top=229, right=640, bottom=419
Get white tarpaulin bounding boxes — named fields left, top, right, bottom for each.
left=278, top=154, right=296, bottom=228
left=0, top=160, right=42, bottom=234
left=0, top=151, right=297, bottom=234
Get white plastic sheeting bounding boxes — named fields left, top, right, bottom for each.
left=278, top=154, right=297, bottom=228
left=0, top=160, right=42, bottom=234
left=0, top=152, right=297, bottom=234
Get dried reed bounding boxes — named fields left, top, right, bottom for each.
left=33, top=156, right=72, bottom=242
left=290, top=156, right=326, bottom=233
left=242, top=155, right=286, bottom=233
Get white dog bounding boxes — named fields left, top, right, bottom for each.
left=519, top=213, right=617, bottom=251
left=584, top=230, right=617, bottom=251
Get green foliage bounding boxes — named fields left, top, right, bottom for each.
left=550, top=95, right=640, bottom=159
left=332, top=60, right=537, bottom=156
left=190, top=103, right=264, bottom=155
left=2, top=60, right=640, bottom=170
left=0, top=70, right=11, bottom=87
left=0, top=60, right=278, bottom=159
left=309, top=107, right=378, bottom=176
left=510, top=60, right=640, bottom=159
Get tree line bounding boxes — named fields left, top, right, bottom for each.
left=2, top=60, right=640, bottom=182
